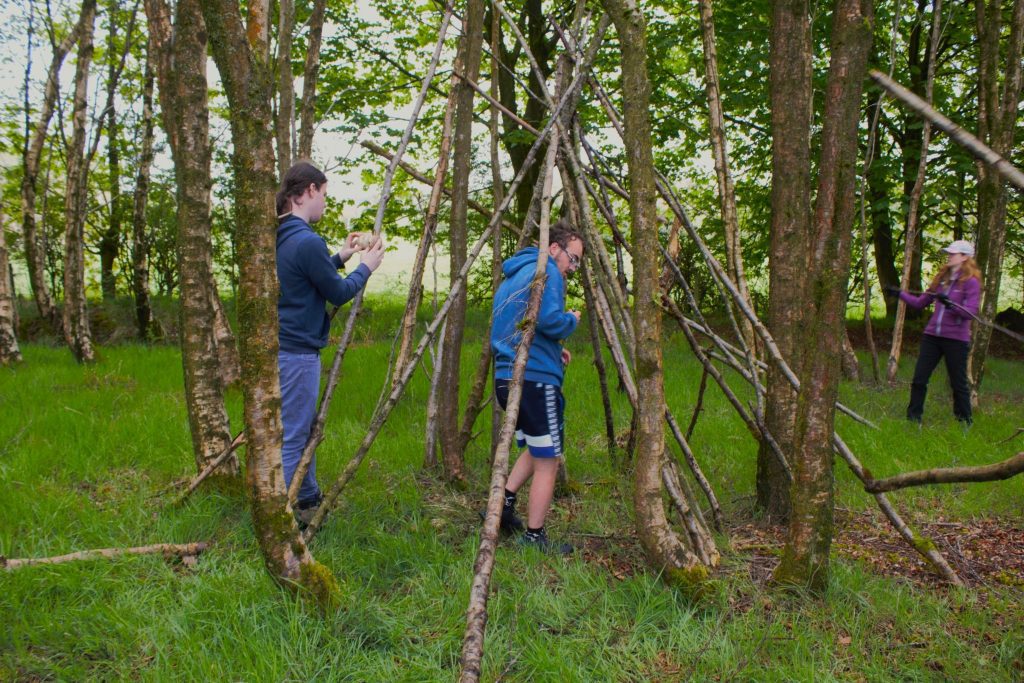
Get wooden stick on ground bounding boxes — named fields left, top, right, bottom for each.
left=3, top=542, right=210, bottom=570
left=177, top=431, right=246, bottom=501
left=287, top=4, right=455, bottom=506
left=459, top=139, right=558, bottom=683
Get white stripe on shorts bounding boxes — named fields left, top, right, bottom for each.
left=544, top=384, right=561, bottom=455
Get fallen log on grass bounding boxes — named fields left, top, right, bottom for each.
left=3, top=542, right=210, bottom=570
left=865, top=452, right=1024, bottom=493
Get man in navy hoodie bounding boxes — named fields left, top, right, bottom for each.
left=276, top=162, right=385, bottom=526
left=490, top=220, right=583, bottom=553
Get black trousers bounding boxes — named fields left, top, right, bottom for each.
left=907, top=334, right=972, bottom=423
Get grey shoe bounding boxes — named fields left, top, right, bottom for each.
left=294, top=494, right=323, bottom=530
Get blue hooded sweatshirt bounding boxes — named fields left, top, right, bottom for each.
left=276, top=215, right=370, bottom=353
left=491, top=247, right=578, bottom=387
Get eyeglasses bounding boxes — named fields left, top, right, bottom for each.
left=565, top=252, right=581, bottom=270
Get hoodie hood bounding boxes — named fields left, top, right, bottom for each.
left=490, top=246, right=578, bottom=387
left=502, top=246, right=543, bottom=279
left=276, top=215, right=312, bottom=248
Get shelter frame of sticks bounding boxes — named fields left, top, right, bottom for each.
left=168, top=1, right=1023, bottom=676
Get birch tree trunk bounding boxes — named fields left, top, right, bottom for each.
left=602, top=0, right=710, bottom=580
left=100, top=0, right=125, bottom=301
left=0, top=211, right=21, bottom=366
left=775, top=0, right=873, bottom=591
left=275, top=0, right=295, bottom=177
left=145, top=0, right=238, bottom=478
left=62, top=0, right=97, bottom=364
left=438, top=0, right=485, bottom=484
left=21, top=7, right=84, bottom=334
left=757, top=0, right=813, bottom=522
left=296, top=0, right=326, bottom=159
left=696, top=0, right=757, bottom=355
left=199, top=0, right=338, bottom=606
left=132, top=47, right=155, bottom=340
left=969, top=0, right=1024, bottom=396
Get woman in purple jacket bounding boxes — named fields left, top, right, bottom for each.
left=887, top=240, right=982, bottom=425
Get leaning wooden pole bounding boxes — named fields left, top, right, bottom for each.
left=391, top=79, right=459, bottom=385
left=287, top=5, right=454, bottom=505
left=865, top=451, right=1024, bottom=492
left=301, top=79, right=588, bottom=538
left=832, top=434, right=962, bottom=584
left=695, top=0, right=757, bottom=355
left=459, top=141, right=557, bottom=683
left=869, top=70, right=1024, bottom=192
left=885, top=0, right=943, bottom=385
left=582, top=260, right=618, bottom=467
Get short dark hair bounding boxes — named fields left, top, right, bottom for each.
left=277, top=160, right=327, bottom=219
left=549, top=219, right=584, bottom=250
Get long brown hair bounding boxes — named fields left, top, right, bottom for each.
left=928, top=256, right=982, bottom=291
left=276, top=161, right=327, bottom=220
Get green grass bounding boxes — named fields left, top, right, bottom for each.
left=2, top=298, right=1022, bottom=681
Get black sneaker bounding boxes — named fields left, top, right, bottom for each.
left=479, top=506, right=525, bottom=535
left=516, top=529, right=574, bottom=555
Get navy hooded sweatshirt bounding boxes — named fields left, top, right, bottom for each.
left=276, top=215, right=370, bottom=353
left=491, top=247, right=579, bottom=387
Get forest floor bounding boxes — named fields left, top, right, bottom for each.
left=2, top=296, right=1022, bottom=681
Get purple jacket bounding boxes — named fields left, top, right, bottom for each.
left=899, top=276, right=980, bottom=342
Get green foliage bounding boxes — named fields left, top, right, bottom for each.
left=1, top=300, right=1023, bottom=680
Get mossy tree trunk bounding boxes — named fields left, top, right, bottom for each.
left=438, top=0, right=485, bottom=483
left=757, top=0, right=813, bottom=522
left=198, top=0, right=338, bottom=606
left=144, top=0, right=238, bottom=479
left=969, top=0, right=1024, bottom=397
left=61, top=0, right=97, bottom=365
left=774, top=0, right=874, bottom=591
left=601, top=0, right=709, bottom=578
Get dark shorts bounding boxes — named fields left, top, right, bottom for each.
left=495, top=379, right=565, bottom=458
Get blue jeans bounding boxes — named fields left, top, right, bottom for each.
left=279, top=350, right=322, bottom=504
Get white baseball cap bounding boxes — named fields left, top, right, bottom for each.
left=942, top=239, right=975, bottom=257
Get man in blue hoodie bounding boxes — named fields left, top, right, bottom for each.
left=490, top=220, right=584, bottom=553
left=275, top=162, right=385, bottom=526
